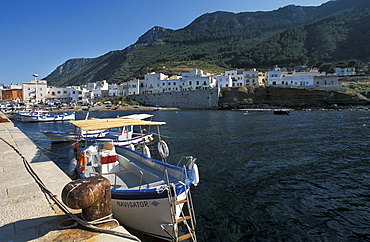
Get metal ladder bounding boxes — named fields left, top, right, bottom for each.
left=166, top=181, right=197, bottom=242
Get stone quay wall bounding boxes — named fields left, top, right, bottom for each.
left=130, top=88, right=220, bottom=109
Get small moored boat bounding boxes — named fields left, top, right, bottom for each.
left=40, top=129, right=109, bottom=143
left=21, top=110, right=75, bottom=122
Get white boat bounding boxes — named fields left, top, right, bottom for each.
left=10, top=108, right=33, bottom=120
left=74, top=113, right=155, bottom=146
left=40, top=129, right=109, bottom=143
left=154, top=105, right=162, bottom=111
left=69, top=118, right=199, bottom=241
left=20, top=110, right=75, bottom=122
left=40, top=112, right=108, bottom=142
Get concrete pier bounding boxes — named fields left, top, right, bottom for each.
left=0, top=113, right=138, bottom=241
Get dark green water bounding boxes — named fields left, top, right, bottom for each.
left=14, top=109, right=370, bottom=241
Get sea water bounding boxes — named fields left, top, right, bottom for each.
left=14, top=109, right=370, bottom=241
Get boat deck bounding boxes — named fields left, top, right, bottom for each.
left=85, top=151, right=180, bottom=191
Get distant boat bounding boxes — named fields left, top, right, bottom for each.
left=40, top=129, right=109, bottom=143
left=273, top=110, right=291, bottom=115
left=20, top=110, right=75, bottom=122
left=154, top=105, right=162, bottom=111
left=40, top=112, right=107, bottom=142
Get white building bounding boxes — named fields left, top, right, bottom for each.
left=87, top=80, right=109, bottom=98
left=267, top=68, right=326, bottom=86
left=140, top=73, right=168, bottom=93
left=47, top=86, right=79, bottom=102
left=161, top=78, right=180, bottom=92
left=334, top=67, right=356, bottom=76
left=22, top=80, right=48, bottom=103
left=126, top=79, right=140, bottom=95
left=180, top=69, right=216, bottom=91
left=314, top=76, right=339, bottom=87
left=217, top=75, right=233, bottom=88
left=108, top=84, right=119, bottom=97
left=225, top=69, right=244, bottom=86
left=138, top=69, right=216, bottom=93
left=224, top=69, right=266, bottom=87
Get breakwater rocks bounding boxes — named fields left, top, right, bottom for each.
left=219, top=86, right=370, bottom=109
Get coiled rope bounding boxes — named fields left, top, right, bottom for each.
left=0, top=136, right=140, bottom=241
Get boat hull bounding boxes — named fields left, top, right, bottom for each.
left=111, top=189, right=187, bottom=241
left=75, top=132, right=154, bottom=146
left=75, top=144, right=196, bottom=241
left=21, top=112, right=75, bottom=122
left=41, top=129, right=108, bottom=142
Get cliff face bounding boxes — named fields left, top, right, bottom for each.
left=219, top=86, right=370, bottom=109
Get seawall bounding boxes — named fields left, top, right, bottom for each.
left=130, top=88, right=220, bottom=109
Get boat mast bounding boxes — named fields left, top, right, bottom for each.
left=33, top=74, right=38, bottom=104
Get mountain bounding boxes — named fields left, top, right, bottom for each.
left=45, top=0, right=370, bottom=87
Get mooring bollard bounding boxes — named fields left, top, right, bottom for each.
left=62, top=175, right=112, bottom=221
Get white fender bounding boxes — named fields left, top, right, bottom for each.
left=68, top=148, right=74, bottom=161
left=143, top=145, right=151, bottom=158
left=189, top=162, right=199, bottom=186
left=158, top=140, right=169, bottom=158
left=66, top=157, right=77, bottom=176
left=128, top=144, right=135, bottom=150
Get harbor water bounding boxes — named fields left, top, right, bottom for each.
left=13, top=109, right=370, bottom=241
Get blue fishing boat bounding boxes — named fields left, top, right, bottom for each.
left=69, top=117, right=199, bottom=241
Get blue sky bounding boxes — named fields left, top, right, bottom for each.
left=0, top=0, right=328, bottom=85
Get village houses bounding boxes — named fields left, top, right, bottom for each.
left=2, top=67, right=350, bottom=103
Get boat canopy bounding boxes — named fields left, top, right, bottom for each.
left=70, top=118, right=166, bottom=131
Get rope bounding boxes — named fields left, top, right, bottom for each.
left=0, top=136, right=140, bottom=242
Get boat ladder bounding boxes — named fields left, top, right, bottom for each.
left=163, top=180, right=197, bottom=242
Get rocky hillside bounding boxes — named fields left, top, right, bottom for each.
left=45, top=0, right=370, bottom=87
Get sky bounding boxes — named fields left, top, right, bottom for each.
left=0, top=0, right=329, bottom=85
